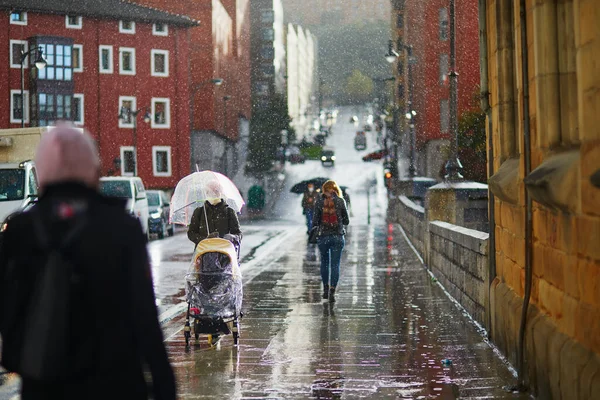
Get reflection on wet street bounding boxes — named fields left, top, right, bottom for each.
left=164, top=223, right=527, bottom=399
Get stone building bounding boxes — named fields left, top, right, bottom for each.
left=484, top=0, right=600, bottom=397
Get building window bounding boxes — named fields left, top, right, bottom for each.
left=120, top=146, right=135, bottom=176
left=439, top=53, right=449, bottom=85
left=439, top=8, right=448, bottom=41
left=72, top=44, right=83, bottom=72
left=10, top=11, right=27, bottom=25
left=151, top=49, right=169, bottom=77
left=397, top=62, right=404, bottom=75
left=262, top=29, right=274, bottom=41
left=99, top=45, right=113, bottom=73
left=118, top=96, right=136, bottom=128
left=10, top=40, right=28, bottom=69
left=10, top=90, right=29, bottom=124
left=397, top=84, right=404, bottom=99
left=396, top=14, right=404, bottom=29
left=37, top=44, right=73, bottom=81
left=151, top=98, right=170, bottom=129
left=73, top=93, right=84, bottom=125
left=255, top=82, right=269, bottom=96
left=440, top=99, right=449, bottom=132
left=153, top=23, right=168, bottom=36
left=152, top=146, right=172, bottom=177
left=261, top=10, right=274, bottom=23
left=261, top=45, right=274, bottom=59
left=262, top=65, right=274, bottom=77
left=119, top=47, right=136, bottom=75
left=119, top=20, right=135, bottom=34
left=65, top=15, right=82, bottom=29
left=36, top=93, right=72, bottom=127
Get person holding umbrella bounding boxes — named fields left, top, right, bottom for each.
left=187, top=181, right=242, bottom=254
left=301, top=183, right=318, bottom=234
left=311, top=180, right=350, bottom=303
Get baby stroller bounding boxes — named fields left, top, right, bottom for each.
left=184, top=237, right=243, bottom=346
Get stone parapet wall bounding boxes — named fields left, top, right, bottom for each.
left=395, top=195, right=426, bottom=256
left=429, top=221, right=490, bottom=327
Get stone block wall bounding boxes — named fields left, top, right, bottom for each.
left=395, top=195, right=426, bottom=256
left=429, top=221, right=490, bottom=327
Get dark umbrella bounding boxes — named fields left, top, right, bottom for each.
left=290, top=177, right=329, bottom=194
left=362, top=149, right=388, bottom=162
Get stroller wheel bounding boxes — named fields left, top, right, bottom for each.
left=232, top=320, right=240, bottom=346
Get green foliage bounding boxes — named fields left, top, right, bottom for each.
left=299, top=145, right=323, bottom=160
left=313, top=22, right=390, bottom=105
left=246, top=94, right=292, bottom=178
left=457, top=106, right=487, bottom=183
left=345, top=70, right=374, bottom=105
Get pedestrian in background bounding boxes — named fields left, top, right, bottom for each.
left=0, top=123, right=176, bottom=400
left=301, top=183, right=318, bottom=234
left=312, top=180, right=350, bottom=303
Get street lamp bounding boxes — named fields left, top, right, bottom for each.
left=190, top=78, right=224, bottom=133
left=385, top=39, right=399, bottom=64
left=20, top=46, right=47, bottom=128
left=405, top=109, right=417, bottom=177
left=118, top=106, right=151, bottom=176
left=444, top=0, right=463, bottom=180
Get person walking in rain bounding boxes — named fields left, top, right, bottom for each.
left=312, top=180, right=350, bottom=303
left=301, top=182, right=318, bottom=234
left=187, top=181, right=243, bottom=253
left=0, top=123, right=176, bottom=400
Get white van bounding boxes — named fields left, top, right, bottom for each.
left=0, top=161, right=38, bottom=224
left=99, top=176, right=149, bottom=235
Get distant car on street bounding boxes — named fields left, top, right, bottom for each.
left=286, top=146, right=306, bottom=164
left=320, top=148, right=336, bottom=167
left=363, top=124, right=372, bottom=131
left=354, top=132, right=367, bottom=150
left=147, top=190, right=173, bottom=239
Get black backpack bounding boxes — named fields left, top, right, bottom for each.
left=6, top=211, right=88, bottom=381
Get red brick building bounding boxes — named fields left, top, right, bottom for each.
left=393, top=0, right=480, bottom=178
left=0, top=0, right=197, bottom=189
left=130, top=0, right=252, bottom=178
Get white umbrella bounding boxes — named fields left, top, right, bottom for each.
left=170, top=171, right=245, bottom=226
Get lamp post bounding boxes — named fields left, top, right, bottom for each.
left=222, top=95, right=231, bottom=175
left=20, top=46, right=47, bottom=128
left=118, top=107, right=151, bottom=176
left=444, top=0, right=463, bottom=180
left=190, top=78, right=224, bottom=134
left=405, top=109, right=417, bottom=177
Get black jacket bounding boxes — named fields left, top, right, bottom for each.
left=312, top=194, right=350, bottom=236
left=0, top=182, right=176, bottom=400
left=187, top=200, right=242, bottom=245
left=301, top=191, right=318, bottom=214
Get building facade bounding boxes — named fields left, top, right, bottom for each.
left=0, top=0, right=196, bottom=189
left=391, top=0, right=480, bottom=179
left=250, top=0, right=286, bottom=110
left=131, top=0, right=252, bottom=178
left=485, top=0, right=600, bottom=397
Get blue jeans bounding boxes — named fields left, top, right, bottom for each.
left=305, top=208, right=314, bottom=232
left=317, top=234, right=345, bottom=288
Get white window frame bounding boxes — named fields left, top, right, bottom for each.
left=10, top=89, right=29, bottom=124
left=73, top=93, right=84, bottom=126
left=152, top=146, right=172, bottom=177
left=119, top=47, right=136, bottom=75
left=73, top=44, right=83, bottom=73
left=99, top=45, right=113, bottom=74
left=10, top=40, right=28, bottom=69
left=119, top=20, right=136, bottom=34
left=152, top=23, right=168, bottom=36
left=9, top=11, right=27, bottom=25
left=118, top=96, right=137, bottom=128
left=151, top=98, right=170, bottom=129
left=65, top=15, right=82, bottom=29
left=120, top=146, right=135, bottom=176
left=150, top=49, right=169, bottom=77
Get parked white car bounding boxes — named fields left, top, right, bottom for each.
left=0, top=160, right=38, bottom=225
left=99, top=176, right=149, bottom=235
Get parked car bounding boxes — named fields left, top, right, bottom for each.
left=99, top=176, right=149, bottom=236
left=0, top=161, right=39, bottom=224
left=320, top=147, right=336, bottom=167
left=354, top=132, right=367, bottom=150
left=147, top=190, right=173, bottom=239
left=363, top=124, right=372, bottom=132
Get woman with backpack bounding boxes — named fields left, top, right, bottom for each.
left=311, top=180, right=350, bottom=303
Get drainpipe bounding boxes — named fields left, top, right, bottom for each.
left=478, top=0, right=495, bottom=335
left=517, top=0, right=533, bottom=390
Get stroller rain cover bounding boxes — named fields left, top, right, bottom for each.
left=185, top=238, right=242, bottom=318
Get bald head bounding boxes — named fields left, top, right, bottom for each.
left=35, top=123, right=100, bottom=191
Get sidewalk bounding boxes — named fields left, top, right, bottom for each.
left=165, top=221, right=529, bottom=399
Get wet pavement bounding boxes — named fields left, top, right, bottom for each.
left=163, top=221, right=529, bottom=399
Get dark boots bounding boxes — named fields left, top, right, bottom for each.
left=323, top=284, right=329, bottom=299
left=329, top=287, right=336, bottom=303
